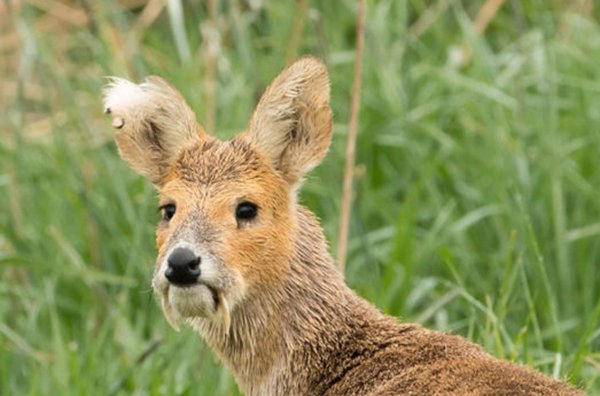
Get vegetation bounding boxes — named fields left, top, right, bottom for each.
left=1, top=0, right=599, bottom=394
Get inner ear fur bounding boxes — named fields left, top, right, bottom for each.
left=248, top=57, right=333, bottom=186
left=103, top=76, right=206, bottom=185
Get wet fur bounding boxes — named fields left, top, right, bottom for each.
left=104, top=57, right=583, bottom=395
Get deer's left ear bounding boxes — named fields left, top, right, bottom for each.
left=103, top=76, right=207, bottom=186
left=248, top=57, right=333, bottom=187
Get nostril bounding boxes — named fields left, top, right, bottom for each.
left=187, top=257, right=200, bottom=270
left=166, top=247, right=201, bottom=286
left=187, top=257, right=201, bottom=277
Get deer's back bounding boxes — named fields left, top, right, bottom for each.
left=312, top=314, right=582, bottom=396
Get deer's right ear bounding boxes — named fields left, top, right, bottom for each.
left=103, top=77, right=206, bottom=186
left=248, top=57, right=332, bottom=187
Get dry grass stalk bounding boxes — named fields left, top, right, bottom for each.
left=285, top=0, right=308, bottom=62
left=409, top=0, right=452, bottom=39
left=473, top=0, right=506, bottom=34
left=202, top=0, right=218, bottom=134
left=337, top=0, right=366, bottom=273
left=457, top=0, right=506, bottom=66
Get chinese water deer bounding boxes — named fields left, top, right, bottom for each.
left=103, top=57, right=583, bottom=396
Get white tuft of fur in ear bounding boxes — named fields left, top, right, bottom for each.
left=102, top=76, right=207, bottom=185
left=103, top=78, right=151, bottom=122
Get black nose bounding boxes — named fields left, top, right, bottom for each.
left=165, top=248, right=201, bottom=286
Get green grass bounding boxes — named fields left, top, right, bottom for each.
left=1, top=0, right=600, bottom=394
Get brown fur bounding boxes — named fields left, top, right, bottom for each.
left=103, top=57, right=583, bottom=395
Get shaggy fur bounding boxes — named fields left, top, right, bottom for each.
left=104, top=57, right=583, bottom=396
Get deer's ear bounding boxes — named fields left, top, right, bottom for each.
left=248, top=57, right=333, bottom=187
left=103, top=76, right=207, bottom=186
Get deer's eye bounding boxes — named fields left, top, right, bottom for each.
left=159, top=204, right=176, bottom=221
left=235, top=201, right=258, bottom=222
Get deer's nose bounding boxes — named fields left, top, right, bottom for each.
left=165, top=248, right=201, bottom=286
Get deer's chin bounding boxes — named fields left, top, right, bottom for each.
left=158, top=284, right=232, bottom=334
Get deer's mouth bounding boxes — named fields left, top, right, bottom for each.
left=168, top=280, right=219, bottom=304
left=157, top=281, right=231, bottom=333
left=169, top=281, right=220, bottom=312
left=183, top=281, right=220, bottom=309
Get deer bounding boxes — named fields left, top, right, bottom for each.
left=103, top=57, right=583, bottom=396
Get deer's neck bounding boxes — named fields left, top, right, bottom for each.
left=190, top=206, right=379, bottom=396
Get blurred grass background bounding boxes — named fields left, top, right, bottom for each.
left=1, top=0, right=600, bottom=394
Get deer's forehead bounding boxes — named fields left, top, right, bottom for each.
left=159, top=139, right=287, bottom=207
left=170, top=139, right=267, bottom=185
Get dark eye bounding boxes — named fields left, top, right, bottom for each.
left=235, top=201, right=258, bottom=222
left=160, top=204, right=176, bottom=221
